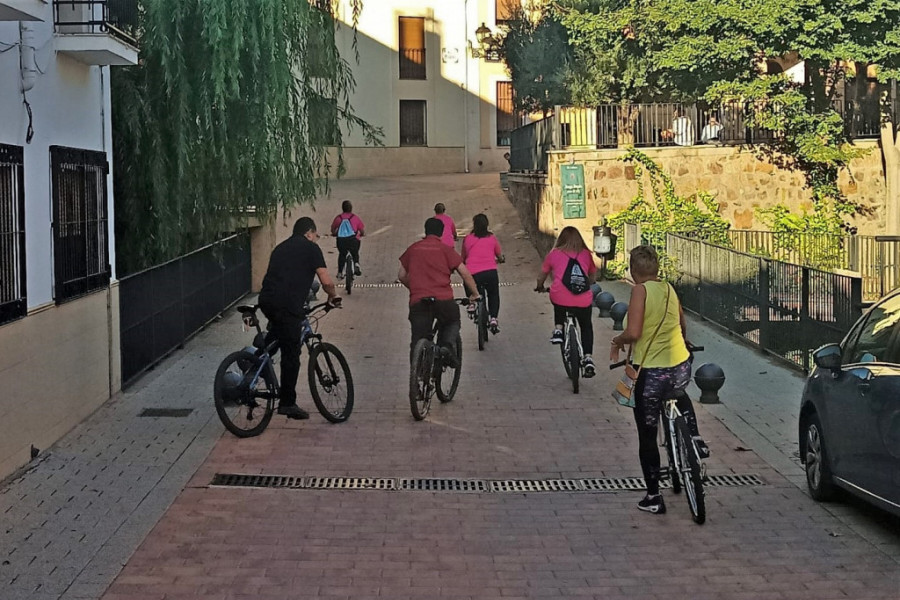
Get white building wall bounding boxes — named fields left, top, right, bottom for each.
left=0, top=10, right=116, bottom=309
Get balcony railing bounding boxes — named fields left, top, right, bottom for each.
left=399, top=48, right=426, bottom=80
left=54, top=0, right=138, bottom=46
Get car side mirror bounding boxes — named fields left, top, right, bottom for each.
left=813, top=343, right=843, bottom=372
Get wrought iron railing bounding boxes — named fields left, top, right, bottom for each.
left=0, top=144, right=26, bottom=326
left=399, top=48, right=426, bottom=80
left=54, top=0, right=138, bottom=46
left=509, top=114, right=556, bottom=173
left=667, top=233, right=863, bottom=372
left=118, top=233, right=251, bottom=388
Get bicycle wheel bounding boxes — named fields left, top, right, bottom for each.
left=308, top=342, right=354, bottom=423
left=566, top=322, right=580, bottom=394
left=675, top=416, right=706, bottom=524
left=663, top=420, right=682, bottom=494
left=214, top=350, right=275, bottom=438
left=477, top=302, right=487, bottom=351
left=409, top=339, right=434, bottom=420
left=436, top=334, right=462, bottom=403
left=344, top=255, right=354, bottom=295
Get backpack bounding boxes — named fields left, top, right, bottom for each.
left=336, top=217, right=355, bottom=238
left=561, top=254, right=590, bottom=295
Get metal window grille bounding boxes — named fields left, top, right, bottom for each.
left=0, top=144, right=26, bottom=325
left=54, top=0, right=138, bottom=46
left=496, top=81, right=521, bottom=147
left=50, top=146, right=110, bottom=303
left=400, top=100, right=427, bottom=146
left=496, top=0, right=519, bottom=25
left=398, top=17, right=426, bottom=80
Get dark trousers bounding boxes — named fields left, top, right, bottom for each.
left=408, top=299, right=460, bottom=361
left=336, top=237, right=361, bottom=273
left=552, top=304, right=594, bottom=355
left=467, top=269, right=500, bottom=319
left=259, top=305, right=303, bottom=406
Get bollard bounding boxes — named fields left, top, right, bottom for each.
left=610, top=301, right=628, bottom=330
left=590, top=282, right=602, bottom=298
left=694, top=363, right=726, bottom=404
left=595, top=291, right=615, bottom=318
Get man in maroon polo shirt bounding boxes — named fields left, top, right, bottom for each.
left=399, top=218, right=480, bottom=366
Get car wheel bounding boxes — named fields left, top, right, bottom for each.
left=804, top=413, right=836, bottom=502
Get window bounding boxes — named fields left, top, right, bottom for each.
left=842, top=295, right=900, bottom=364
left=399, top=100, right=426, bottom=146
left=51, top=146, right=110, bottom=303
left=309, top=94, right=338, bottom=146
left=307, top=7, right=335, bottom=79
left=496, top=81, right=517, bottom=146
left=0, top=144, right=26, bottom=325
left=496, top=0, right=519, bottom=25
left=399, top=17, right=426, bottom=80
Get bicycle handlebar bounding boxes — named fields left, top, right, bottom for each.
left=609, top=344, right=704, bottom=370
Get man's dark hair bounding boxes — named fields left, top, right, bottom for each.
left=342, top=200, right=352, bottom=213
left=293, top=217, right=317, bottom=236
left=424, top=217, right=445, bottom=237
left=434, top=203, right=446, bottom=214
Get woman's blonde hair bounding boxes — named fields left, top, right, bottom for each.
left=630, top=245, right=659, bottom=277
left=554, top=226, right=588, bottom=253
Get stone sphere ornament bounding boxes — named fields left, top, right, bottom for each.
left=694, top=363, right=726, bottom=404
left=610, top=301, right=628, bottom=330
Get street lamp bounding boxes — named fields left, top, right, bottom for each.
left=470, top=22, right=502, bottom=62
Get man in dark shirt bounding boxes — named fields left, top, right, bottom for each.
left=398, top=218, right=479, bottom=366
left=259, top=217, right=338, bottom=419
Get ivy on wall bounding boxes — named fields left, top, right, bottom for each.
left=112, top=0, right=381, bottom=274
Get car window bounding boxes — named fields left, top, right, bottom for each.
left=843, top=295, right=900, bottom=364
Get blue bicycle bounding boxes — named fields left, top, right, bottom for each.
left=214, top=300, right=353, bottom=437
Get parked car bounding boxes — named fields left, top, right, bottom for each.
left=799, top=289, right=900, bottom=516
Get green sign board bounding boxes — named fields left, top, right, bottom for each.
left=561, top=164, right=586, bottom=219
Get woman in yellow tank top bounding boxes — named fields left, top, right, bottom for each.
left=610, top=245, right=708, bottom=515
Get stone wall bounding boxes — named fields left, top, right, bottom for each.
left=510, top=142, right=887, bottom=247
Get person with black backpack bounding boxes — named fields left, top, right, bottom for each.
left=330, top=200, right=365, bottom=279
left=535, top=226, right=598, bottom=377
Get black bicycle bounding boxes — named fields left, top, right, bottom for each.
left=214, top=300, right=353, bottom=437
left=610, top=345, right=707, bottom=524
left=468, top=287, right=490, bottom=351
left=409, top=298, right=468, bottom=420
left=343, top=249, right=356, bottom=295
left=536, top=287, right=584, bottom=393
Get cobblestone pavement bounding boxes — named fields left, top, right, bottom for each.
left=1, top=173, right=899, bottom=600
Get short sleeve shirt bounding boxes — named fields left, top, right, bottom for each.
left=400, top=235, right=463, bottom=305
left=258, top=235, right=326, bottom=315
left=541, top=248, right=596, bottom=308
left=463, top=233, right=501, bottom=275
left=434, top=214, right=457, bottom=248
left=330, top=212, right=364, bottom=239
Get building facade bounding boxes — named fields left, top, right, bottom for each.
left=0, top=0, right=137, bottom=480
left=334, top=0, right=522, bottom=177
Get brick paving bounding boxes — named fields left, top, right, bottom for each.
left=1, top=173, right=899, bottom=599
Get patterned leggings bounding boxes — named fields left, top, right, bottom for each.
left=632, top=360, right=700, bottom=495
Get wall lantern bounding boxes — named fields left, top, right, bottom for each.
left=471, top=22, right=503, bottom=62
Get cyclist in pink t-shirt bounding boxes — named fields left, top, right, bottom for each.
left=535, top=227, right=597, bottom=377
left=330, top=200, right=365, bottom=279
left=461, top=214, right=504, bottom=332
left=433, top=203, right=458, bottom=248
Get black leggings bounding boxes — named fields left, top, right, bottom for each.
left=552, top=304, right=593, bottom=355
left=633, top=363, right=701, bottom=496
left=467, top=269, right=500, bottom=319
left=336, top=237, right=360, bottom=273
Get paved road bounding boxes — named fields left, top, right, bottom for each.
left=1, top=173, right=899, bottom=599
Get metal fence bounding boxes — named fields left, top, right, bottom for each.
left=119, top=233, right=251, bottom=388
left=726, top=230, right=900, bottom=302
left=509, top=114, right=557, bottom=173
left=54, top=0, right=139, bottom=45
left=668, top=234, right=863, bottom=372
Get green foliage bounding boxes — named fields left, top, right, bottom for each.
left=605, top=149, right=731, bottom=280
left=112, top=0, right=381, bottom=274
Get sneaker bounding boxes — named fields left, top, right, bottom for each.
left=354, top=265, right=362, bottom=276
left=467, top=303, right=476, bottom=315
left=440, top=346, right=460, bottom=369
left=489, top=318, right=499, bottom=334
left=582, top=356, right=596, bottom=378
left=693, top=436, right=710, bottom=459
left=550, top=329, right=563, bottom=344
left=637, top=493, right=666, bottom=514
left=277, top=404, right=310, bottom=420
left=336, top=271, right=344, bottom=280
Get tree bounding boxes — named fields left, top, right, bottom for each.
left=112, top=0, right=381, bottom=274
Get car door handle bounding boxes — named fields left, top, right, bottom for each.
left=857, top=382, right=871, bottom=396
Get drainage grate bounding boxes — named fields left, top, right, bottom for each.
left=401, top=478, right=489, bottom=493
left=353, top=282, right=518, bottom=289
left=211, top=473, right=765, bottom=493
left=139, top=408, right=193, bottom=418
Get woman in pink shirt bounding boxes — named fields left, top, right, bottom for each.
left=461, top=214, right=504, bottom=332
left=433, top=203, right=458, bottom=248
left=535, top=227, right=597, bottom=377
